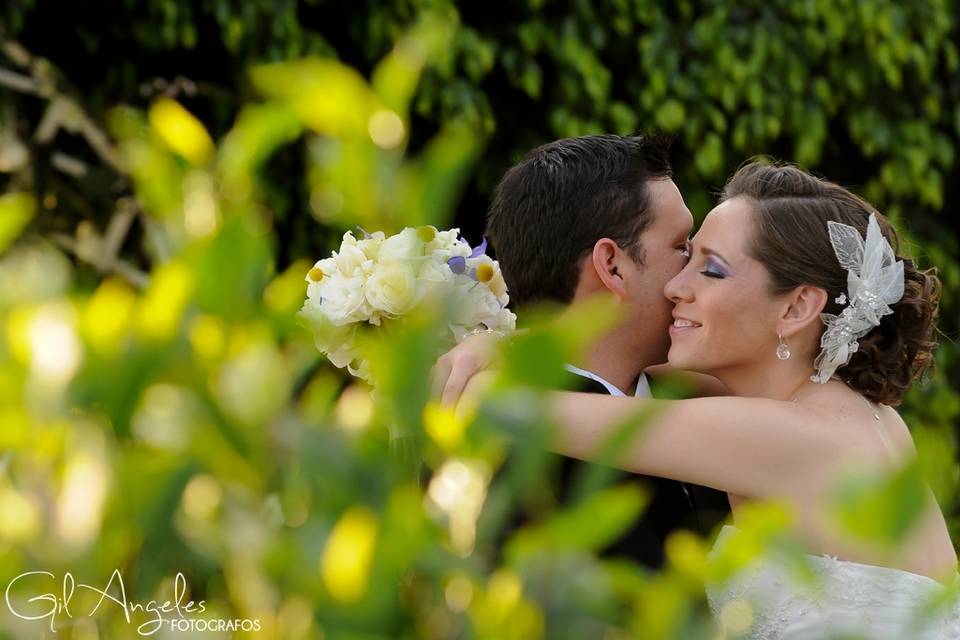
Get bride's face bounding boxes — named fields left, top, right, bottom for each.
left=663, top=197, right=785, bottom=375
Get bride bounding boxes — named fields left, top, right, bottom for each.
left=441, top=161, right=959, bottom=637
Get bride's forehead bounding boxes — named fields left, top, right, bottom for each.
left=693, top=200, right=751, bottom=240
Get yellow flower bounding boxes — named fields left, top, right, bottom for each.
left=417, top=225, right=438, bottom=243
left=475, top=263, right=494, bottom=283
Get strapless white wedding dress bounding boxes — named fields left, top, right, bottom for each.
left=706, top=525, right=960, bottom=639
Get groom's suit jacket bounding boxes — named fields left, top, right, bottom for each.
left=491, top=369, right=730, bottom=569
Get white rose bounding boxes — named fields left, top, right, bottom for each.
left=338, top=230, right=360, bottom=252
left=491, top=307, right=516, bottom=332
left=440, top=238, right=471, bottom=261
left=364, top=262, right=418, bottom=317
left=449, top=302, right=515, bottom=342
left=450, top=280, right=503, bottom=329
left=305, top=257, right=336, bottom=280
left=305, top=257, right=338, bottom=302
left=379, top=227, right=422, bottom=264
left=414, top=260, right=455, bottom=307
left=334, top=233, right=368, bottom=277
left=299, top=304, right=356, bottom=354
left=430, top=228, right=461, bottom=252
left=317, top=273, right=369, bottom=325
left=327, top=339, right=360, bottom=369
left=359, top=231, right=386, bottom=260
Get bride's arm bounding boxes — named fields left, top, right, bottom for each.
left=543, top=392, right=846, bottom=499
left=642, top=364, right=729, bottom=397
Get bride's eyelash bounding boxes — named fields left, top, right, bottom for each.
left=700, top=258, right=727, bottom=279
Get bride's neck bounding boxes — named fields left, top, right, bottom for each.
left=715, top=358, right=816, bottom=401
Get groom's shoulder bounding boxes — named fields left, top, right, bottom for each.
left=558, top=369, right=612, bottom=395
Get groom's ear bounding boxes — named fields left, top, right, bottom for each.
left=780, top=285, right=828, bottom=337
left=590, top=238, right=629, bottom=299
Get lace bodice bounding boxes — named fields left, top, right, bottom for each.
left=706, top=526, right=960, bottom=639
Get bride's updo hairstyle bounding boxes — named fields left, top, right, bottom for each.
left=721, top=160, right=940, bottom=406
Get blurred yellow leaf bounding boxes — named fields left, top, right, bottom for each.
left=367, top=109, right=405, bottom=149
left=56, top=450, right=108, bottom=547
left=486, top=569, right=523, bottom=618
left=0, top=482, right=40, bottom=543
left=83, top=277, right=135, bottom=354
left=8, top=302, right=83, bottom=385
left=251, top=59, right=379, bottom=139
left=4, top=305, right=32, bottom=364
left=148, top=98, right=215, bottom=166
left=665, top=530, right=709, bottom=581
left=320, top=505, right=379, bottom=603
left=471, top=568, right=544, bottom=640
left=423, top=400, right=469, bottom=449
left=137, top=261, right=194, bottom=341
left=0, top=407, right=30, bottom=450
left=335, top=384, right=374, bottom=434
left=188, top=314, right=226, bottom=360
left=372, top=13, right=455, bottom=115
left=0, top=193, right=36, bottom=254
left=264, top=258, right=311, bottom=315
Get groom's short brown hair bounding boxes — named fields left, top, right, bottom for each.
left=486, top=133, right=672, bottom=308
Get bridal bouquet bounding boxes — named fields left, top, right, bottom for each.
left=300, top=226, right=516, bottom=382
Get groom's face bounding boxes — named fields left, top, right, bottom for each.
left=620, top=178, right=695, bottom=362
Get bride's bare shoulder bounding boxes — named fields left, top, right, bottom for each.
left=802, top=387, right=916, bottom=460
left=877, top=403, right=918, bottom=455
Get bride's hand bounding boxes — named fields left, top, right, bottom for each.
left=430, top=330, right=504, bottom=406
left=455, top=369, right=499, bottom=423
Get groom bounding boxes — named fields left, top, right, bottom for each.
left=439, top=133, right=729, bottom=568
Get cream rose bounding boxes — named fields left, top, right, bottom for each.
left=492, top=306, right=517, bottom=332
left=364, top=262, right=418, bottom=317
left=416, top=260, right=456, bottom=304
left=378, top=227, right=422, bottom=263
left=430, top=228, right=461, bottom=252
left=359, top=231, right=386, bottom=260
left=305, top=257, right=337, bottom=301
left=450, top=280, right=502, bottom=328
left=316, top=273, right=369, bottom=325
left=334, top=233, right=369, bottom=277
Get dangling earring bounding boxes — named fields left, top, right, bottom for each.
left=776, top=332, right=791, bottom=360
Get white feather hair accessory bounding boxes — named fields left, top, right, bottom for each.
left=811, top=213, right=905, bottom=384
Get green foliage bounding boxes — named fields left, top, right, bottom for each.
left=0, top=1, right=958, bottom=638
left=830, top=460, right=930, bottom=549
left=505, top=483, right=649, bottom=559
left=0, top=192, right=34, bottom=252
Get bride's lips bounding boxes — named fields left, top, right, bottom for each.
left=669, top=316, right=702, bottom=336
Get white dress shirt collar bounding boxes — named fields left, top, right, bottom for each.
left=563, top=364, right=651, bottom=398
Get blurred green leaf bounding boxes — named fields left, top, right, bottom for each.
left=506, top=483, right=648, bottom=560
left=829, top=461, right=929, bottom=549
left=0, top=193, right=35, bottom=254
